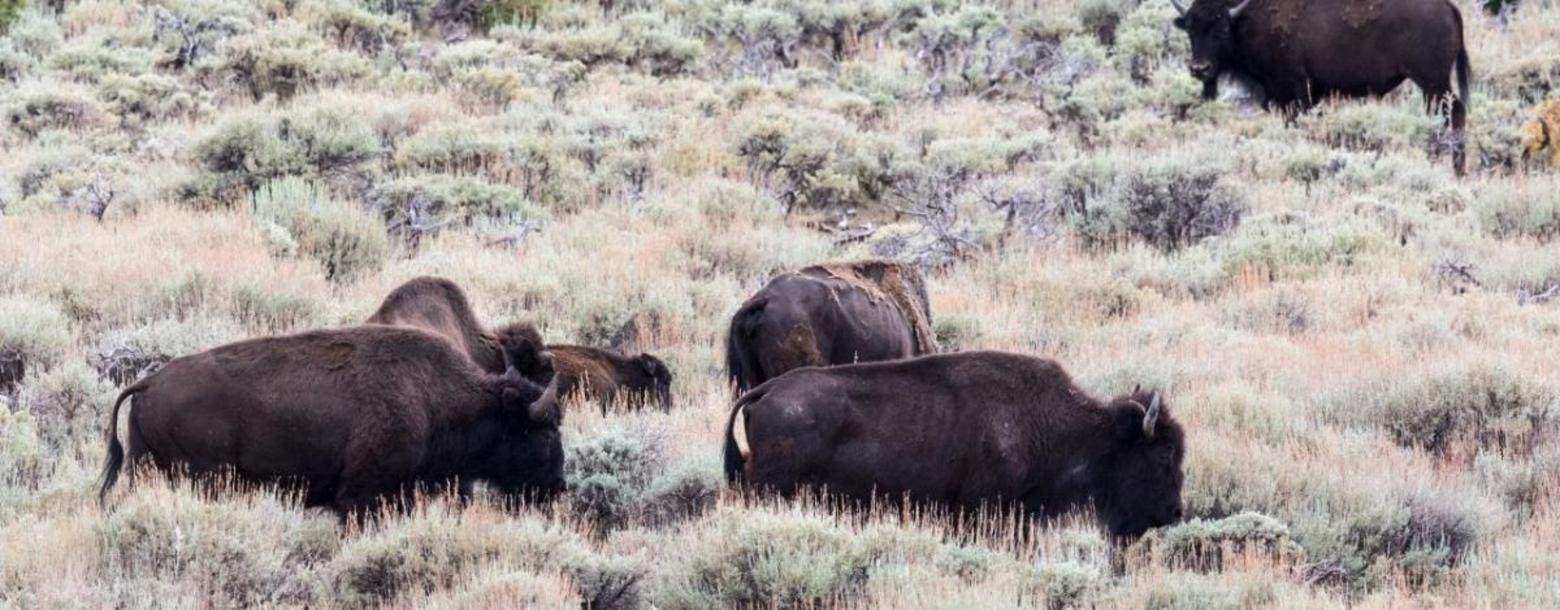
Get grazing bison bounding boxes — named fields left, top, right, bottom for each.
left=549, top=345, right=674, bottom=413
left=365, top=276, right=553, bottom=382
left=726, top=259, right=939, bottom=394
left=98, top=326, right=565, bottom=518
left=723, top=351, right=1186, bottom=539
left=1172, top=0, right=1471, bottom=174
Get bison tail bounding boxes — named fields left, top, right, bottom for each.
left=98, top=382, right=145, bottom=507
left=1455, top=48, right=1471, bottom=112
left=723, top=384, right=768, bottom=486
left=724, top=297, right=766, bottom=395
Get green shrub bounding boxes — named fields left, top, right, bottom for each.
left=96, top=73, right=198, bottom=130
left=301, top=0, right=411, bottom=53
left=3, top=81, right=102, bottom=138
left=0, top=296, right=71, bottom=391
left=96, top=484, right=337, bottom=608
left=92, top=315, right=242, bottom=384
left=1062, top=157, right=1246, bottom=252
left=933, top=315, right=983, bottom=351
left=1221, top=213, right=1389, bottom=280
left=639, top=456, right=721, bottom=527
left=1313, top=103, right=1439, bottom=154
left=253, top=177, right=388, bottom=283
left=1131, top=512, right=1304, bottom=571
left=372, top=174, right=544, bottom=244
left=1322, top=362, right=1556, bottom=456
left=224, top=21, right=371, bottom=101
left=1476, top=179, right=1560, bottom=242
left=565, top=423, right=664, bottom=529
left=14, top=361, right=112, bottom=453
left=0, top=0, right=22, bottom=34
left=190, top=103, right=381, bottom=197
left=652, top=509, right=876, bottom=608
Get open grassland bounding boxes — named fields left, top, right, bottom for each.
left=3, top=0, right=1560, bottom=607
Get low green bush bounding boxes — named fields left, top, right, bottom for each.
left=253, top=177, right=387, bottom=283
left=0, top=296, right=72, bottom=391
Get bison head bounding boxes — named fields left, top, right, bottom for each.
left=489, top=372, right=566, bottom=503
left=1097, top=389, right=1186, bottom=539
left=636, top=353, right=675, bottom=409
left=495, top=322, right=555, bottom=385
left=1172, top=0, right=1253, bottom=99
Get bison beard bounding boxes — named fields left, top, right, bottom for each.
left=97, top=326, right=565, bottom=520
left=724, top=351, right=1186, bottom=540
left=1172, top=0, right=1472, bottom=175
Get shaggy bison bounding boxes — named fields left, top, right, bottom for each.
left=98, top=326, right=565, bottom=518
left=725, top=259, right=939, bottom=394
left=723, top=351, right=1186, bottom=539
left=1172, top=0, right=1471, bottom=174
left=550, top=345, right=674, bottom=413
left=365, top=276, right=553, bottom=382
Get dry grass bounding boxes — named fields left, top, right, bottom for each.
left=2, top=0, right=1559, bottom=607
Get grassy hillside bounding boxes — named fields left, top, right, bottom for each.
left=2, top=0, right=1559, bottom=607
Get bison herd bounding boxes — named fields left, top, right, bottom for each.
left=99, top=260, right=1186, bottom=540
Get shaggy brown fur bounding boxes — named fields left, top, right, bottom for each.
left=724, top=351, right=1186, bottom=539
left=98, top=325, right=565, bottom=519
left=726, top=259, right=940, bottom=394
left=1523, top=99, right=1560, bottom=169
left=549, top=345, right=674, bottom=414
left=365, top=276, right=552, bottom=382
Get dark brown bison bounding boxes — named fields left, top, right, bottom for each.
left=549, top=345, right=674, bottom=413
left=98, top=326, right=565, bottom=518
left=1172, top=0, right=1471, bottom=174
left=365, top=276, right=553, bottom=382
left=726, top=259, right=939, bottom=394
left=723, top=351, right=1186, bottom=539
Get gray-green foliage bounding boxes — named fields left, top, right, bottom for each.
left=190, top=103, right=381, bottom=198
left=0, top=296, right=71, bottom=390
left=1321, top=362, right=1556, bottom=456
left=1057, top=156, right=1246, bottom=251
left=565, top=422, right=720, bottom=530
left=252, top=177, right=388, bottom=283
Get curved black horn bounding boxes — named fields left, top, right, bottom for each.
left=1171, top=0, right=1188, bottom=16
left=1142, top=392, right=1162, bottom=438
left=501, top=347, right=515, bottom=373
left=1228, top=0, right=1253, bottom=18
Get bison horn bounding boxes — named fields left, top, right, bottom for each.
left=1171, top=0, right=1188, bottom=16
left=1142, top=392, right=1162, bottom=438
left=501, top=347, right=515, bottom=373
left=1228, top=0, right=1253, bottom=18
left=528, top=379, right=560, bottom=424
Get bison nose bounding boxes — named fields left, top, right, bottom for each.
left=1169, top=505, right=1184, bottom=522
left=1189, top=62, right=1214, bottom=80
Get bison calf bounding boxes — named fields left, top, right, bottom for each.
left=98, top=326, right=566, bottom=519
left=725, top=351, right=1186, bottom=539
left=550, top=345, right=674, bottom=413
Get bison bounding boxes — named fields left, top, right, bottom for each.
left=98, top=325, right=565, bottom=518
left=725, top=259, right=939, bottom=394
left=549, top=345, right=674, bottom=413
left=723, top=351, right=1186, bottom=539
left=364, top=276, right=554, bottom=382
left=368, top=276, right=677, bottom=412
left=1172, top=0, right=1471, bottom=174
